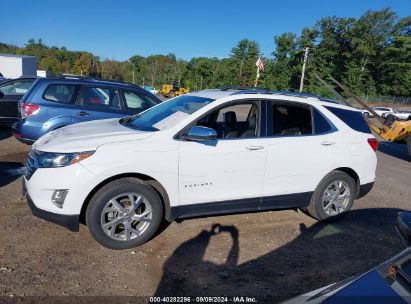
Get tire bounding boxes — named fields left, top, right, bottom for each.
left=307, top=171, right=356, bottom=221
left=363, top=112, right=371, bottom=118
left=167, top=90, right=175, bottom=98
left=86, top=178, right=163, bottom=250
left=407, top=135, right=411, bottom=158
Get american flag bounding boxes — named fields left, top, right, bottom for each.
left=256, top=57, right=264, bottom=72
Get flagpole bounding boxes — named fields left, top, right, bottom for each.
left=254, top=68, right=259, bottom=87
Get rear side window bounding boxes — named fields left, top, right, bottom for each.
left=270, top=104, right=312, bottom=136
left=0, top=79, right=34, bottom=95
left=44, top=84, right=77, bottom=104
left=313, top=108, right=333, bottom=134
left=325, top=106, right=371, bottom=134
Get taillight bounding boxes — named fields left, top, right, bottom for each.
left=21, top=103, right=40, bottom=118
left=367, top=138, right=378, bottom=152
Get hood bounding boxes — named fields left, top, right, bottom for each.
left=33, top=118, right=154, bottom=153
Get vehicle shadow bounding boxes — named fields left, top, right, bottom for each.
left=0, top=161, right=24, bottom=188
left=378, top=141, right=410, bottom=162
left=154, top=208, right=405, bottom=303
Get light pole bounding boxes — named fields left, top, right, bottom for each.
left=299, top=47, right=309, bottom=93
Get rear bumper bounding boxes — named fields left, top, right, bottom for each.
left=23, top=179, right=80, bottom=232
left=11, top=122, right=35, bottom=144
left=358, top=182, right=374, bottom=199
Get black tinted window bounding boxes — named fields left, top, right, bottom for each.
left=313, top=108, right=333, bottom=134
left=44, top=84, right=76, bottom=104
left=271, top=104, right=312, bottom=136
left=325, top=106, right=371, bottom=134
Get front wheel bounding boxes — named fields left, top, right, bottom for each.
left=307, top=171, right=356, bottom=221
left=86, top=178, right=163, bottom=249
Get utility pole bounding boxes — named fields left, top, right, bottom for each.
left=299, top=47, right=309, bottom=93
left=132, top=70, right=135, bottom=84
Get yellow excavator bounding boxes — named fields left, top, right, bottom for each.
left=158, top=82, right=189, bottom=98
left=318, top=75, right=411, bottom=158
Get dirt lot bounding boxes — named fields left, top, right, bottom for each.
left=0, top=126, right=410, bottom=303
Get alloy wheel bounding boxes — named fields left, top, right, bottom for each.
left=100, top=192, right=152, bottom=241
left=321, top=180, right=351, bottom=216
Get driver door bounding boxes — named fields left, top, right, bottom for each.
left=178, top=100, right=268, bottom=215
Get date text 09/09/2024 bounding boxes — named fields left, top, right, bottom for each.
left=149, top=296, right=258, bottom=303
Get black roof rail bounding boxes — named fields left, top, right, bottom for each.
left=57, top=74, right=140, bottom=87
left=220, top=85, right=271, bottom=93
left=226, top=87, right=341, bottom=104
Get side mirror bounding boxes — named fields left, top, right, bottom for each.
left=396, top=211, right=411, bottom=247
left=182, top=126, right=217, bottom=142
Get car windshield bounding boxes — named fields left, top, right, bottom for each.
left=122, top=94, right=214, bottom=131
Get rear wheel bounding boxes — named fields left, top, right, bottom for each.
left=307, top=171, right=356, bottom=221
left=86, top=178, right=163, bottom=249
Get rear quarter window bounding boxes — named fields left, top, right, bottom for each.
left=325, top=106, right=371, bottom=134
left=43, top=84, right=77, bottom=104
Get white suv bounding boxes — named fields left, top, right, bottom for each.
left=23, top=89, right=378, bottom=249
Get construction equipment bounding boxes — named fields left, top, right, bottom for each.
left=158, top=82, right=189, bottom=98
left=318, top=74, right=411, bottom=158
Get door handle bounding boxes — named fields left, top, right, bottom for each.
left=76, top=111, right=90, bottom=116
left=321, top=141, right=335, bottom=146
left=246, top=145, right=265, bottom=151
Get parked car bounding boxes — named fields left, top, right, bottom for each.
left=362, top=106, right=394, bottom=118
left=393, top=109, right=411, bottom=121
left=283, top=211, right=411, bottom=304
left=12, top=76, right=161, bottom=143
left=0, top=76, right=36, bottom=125
left=23, top=88, right=377, bottom=249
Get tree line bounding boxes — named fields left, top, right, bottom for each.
left=0, top=8, right=409, bottom=97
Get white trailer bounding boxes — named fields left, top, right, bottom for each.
left=0, top=54, right=37, bottom=78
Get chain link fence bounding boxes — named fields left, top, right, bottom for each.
left=360, top=95, right=411, bottom=105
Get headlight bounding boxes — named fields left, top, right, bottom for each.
left=37, top=151, right=95, bottom=168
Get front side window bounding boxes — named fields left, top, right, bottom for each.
left=0, top=79, right=34, bottom=95
left=123, top=94, right=214, bottom=131
left=270, top=103, right=312, bottom=136
left=44, top=84, right=77, bottom=104
left=195, top=102, right=259, bottom=139
left=79, top=86, right=120, bottom=109
left=123, top=91, right=158, bottom=111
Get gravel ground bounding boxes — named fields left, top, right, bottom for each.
left=0, top=126, right=410, bottom=303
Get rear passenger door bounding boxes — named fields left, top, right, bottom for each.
left=262, top=101, right=340, bottom=209
left=73, top=86, right=124, bottom=122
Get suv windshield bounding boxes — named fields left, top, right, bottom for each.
left=122, top=95, right=214, bottom=131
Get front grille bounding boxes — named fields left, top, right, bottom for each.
left=25, top=150, right=39, bottom=180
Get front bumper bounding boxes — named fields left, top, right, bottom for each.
left=23, top=180, right=80, bottom=231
